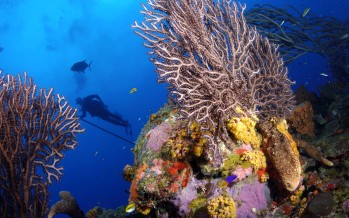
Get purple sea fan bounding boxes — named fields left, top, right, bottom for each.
left=343, top=199, right=349, bottom=213
left=146, top=121, right=172, bottom=151
left=171, top=177, right=206, bottom=216
left=235, top=180, right=270, bottom=218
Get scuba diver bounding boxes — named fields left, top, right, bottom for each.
left=76, top=94, right=132, bottom=136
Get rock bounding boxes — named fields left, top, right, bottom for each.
left=305, top=192, right=335, bottom=217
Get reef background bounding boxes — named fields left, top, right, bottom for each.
left=0, top=0, right=348, bottom=217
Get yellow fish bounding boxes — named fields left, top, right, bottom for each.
left=303, top=8, right=310, bottom=17
left=129, top=87, right=137, bottom=94
left=125, top=203, right=136, bottom=213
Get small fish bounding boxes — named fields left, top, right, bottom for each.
left=339, top=33, right=348, bottom=40
left=234, top=148, right=247, bottom=155
left=71, top=60, right=92, bottom=73
left=280, top=21, right=285, bottom=26
left=122, top=146, right=126, bottom=150
left=320, top=73, right=328, bottom=77
left=303, top=8, right=310, bottom=17
left=94, top=151, right=98, bottom=156
left=129, top=87, right=137, bottom=94
left=0, top=47, right=3, bottom=52
left=125, top=203, right=136, bottom=213
left=225, top=175, right=237, bottom=184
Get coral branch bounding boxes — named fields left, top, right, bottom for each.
left=0, top=71, right=84, bottom=218
left=133, top=0, right=295, bottom=160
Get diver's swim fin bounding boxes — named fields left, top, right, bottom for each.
left=88, top=61, right=93, bottom=71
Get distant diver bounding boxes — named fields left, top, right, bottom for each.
left=71, top=60, right=92, bottom=73
left=76, top=94, right=132, bottom=136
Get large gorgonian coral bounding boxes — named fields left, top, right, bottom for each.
left=133, top=0, right=295, bottom=143
left=0, top=72, right=84, bottom=217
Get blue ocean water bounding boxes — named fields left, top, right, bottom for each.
left=0, top=0, right=348, bottom=216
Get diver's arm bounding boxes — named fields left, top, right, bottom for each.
left=88, top=94, right=105, bottom=105
left=79, top=108, right=87, bottom=118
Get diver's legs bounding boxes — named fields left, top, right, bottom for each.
left=101, top=114, right=132, bottom=137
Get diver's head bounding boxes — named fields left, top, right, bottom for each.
left=76, top=97, right=83, bottom=105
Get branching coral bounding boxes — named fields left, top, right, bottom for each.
left=0, top=72, right=84, bottom=217
left=133, top=0, right=295, bottom=162
left=245, top=5, right=349, bottom=82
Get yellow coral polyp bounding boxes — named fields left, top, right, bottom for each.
left=289, top=187, right=304, bottom=205
left=241, top=150, right=267, bottom=172
left=207, top=195, right=236, bottom=218
left=190, top=121, right=201, bottom=139
left=276, top=119, right=299, bottom=158
left=227, top=116, right=261, bottom=149
left=193, top=138, right=207, bottom=157
left=259, top=172, right=269, bottom=183
left=170, top=141, right=189, bottom=159
left=136, top=205, right=151, bottom=215
left=193, top=144, right=203, bottom=157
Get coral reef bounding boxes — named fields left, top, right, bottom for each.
left=0, top=72, right=84, bottom=217
left=113, top=0, right=349, bottom=217
left=129, top=158, right=191, bottom=213
left=133, top=0, right=295, bottom=163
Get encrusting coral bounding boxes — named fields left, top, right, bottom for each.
left=207, top=195, right=237, bottom=218
left=129, top=159, right=191, bottom=214
left=227, top=116, right=262, bottom=149
left=287, top=101, right=315, bottom=136
left=241, top=149, right=268, bottom=182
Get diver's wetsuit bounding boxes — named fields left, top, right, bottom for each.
left=76, top=94, right=132, bottom=135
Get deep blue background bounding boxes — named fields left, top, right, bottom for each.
left=0, top=0, right=348, bottom=216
